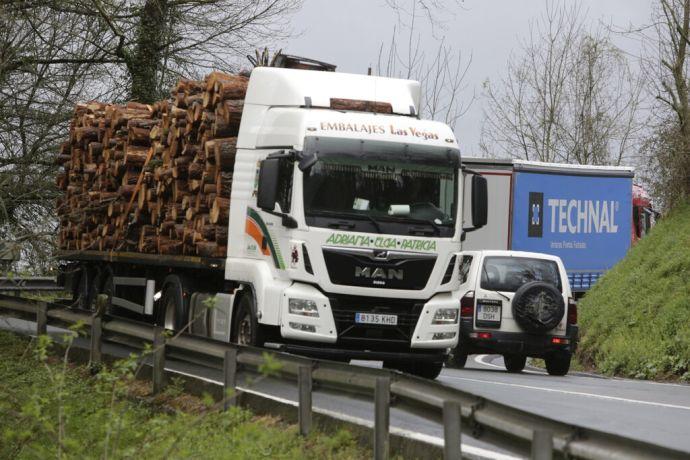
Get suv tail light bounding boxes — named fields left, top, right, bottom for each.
left=567, top=297, right=578, bottom=325
left=460, top=291, right=475, bottom=318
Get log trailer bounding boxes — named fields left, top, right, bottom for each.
left=59, top=62, right=488, bottom=379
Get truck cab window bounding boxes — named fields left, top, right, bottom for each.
left=276, top=158, right=293, bottom=213
left=459, top=255, right=473, bottom=284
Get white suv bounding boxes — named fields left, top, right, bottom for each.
left=448, top=250, right=578, bottom=376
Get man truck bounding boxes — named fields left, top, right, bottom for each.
left=59, top=64, right=488, bottom=379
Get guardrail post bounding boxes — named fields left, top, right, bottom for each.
left=223, top=348, right=238, bottom=410
left=152, top=326, right=166, bottom=394
left=298, top=365, right=313, bottom=436
left=36, top=302, right=47, bottom=336
left=374, top=376, right=390, bottom=460
left=89, top=294, right=106, bottom=367
left=443, top=400, right=462, bottom=459
left=531, top=429, right=553, bottom=460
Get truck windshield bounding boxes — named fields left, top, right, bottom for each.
left=481, top=256, right=562, bottom=292
left=303, top=157, right=457, bottom=237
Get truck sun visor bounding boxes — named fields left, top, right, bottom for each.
left=302, top=136, right=461, bottom=167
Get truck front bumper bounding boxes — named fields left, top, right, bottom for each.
left=278, top=283, right=459, bottom=351
left=457, top=319, right=579, bottom=357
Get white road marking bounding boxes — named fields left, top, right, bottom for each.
left=444, top=375, right=690, bottom=411
left=164, top=367, right=518, bottom=460
left=474, top=354, right=545, bottom=375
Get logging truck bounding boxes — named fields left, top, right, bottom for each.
left=58, top=61, right=488, bottom=379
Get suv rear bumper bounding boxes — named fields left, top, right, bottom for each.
left=457, top=319, right=579, bottom=357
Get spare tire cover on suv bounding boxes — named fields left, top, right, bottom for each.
left=511, top=281, right=564, bottom=333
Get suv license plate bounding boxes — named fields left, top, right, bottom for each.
left=355, top=313, right=398, bottom=325
left=477, top=302, right=501, bottom=322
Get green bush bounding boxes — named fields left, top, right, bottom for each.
left=0, top=331, right=367, bottom=459
left=577, top=202, right=690, bottom=381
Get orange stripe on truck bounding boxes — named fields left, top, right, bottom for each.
left=245, top=218, right=270, bottom=256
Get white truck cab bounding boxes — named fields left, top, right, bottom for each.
left=450, top=250, right=578, bottom=375
left=222, top=67, right=487, bottom=379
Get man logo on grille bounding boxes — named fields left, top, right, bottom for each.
left=528, top=192, right=544, bottom=238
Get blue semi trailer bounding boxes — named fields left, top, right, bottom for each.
left=462, top=158, right=635, bottom=295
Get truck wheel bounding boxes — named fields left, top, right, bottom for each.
left=407, top=361, right=444, bottom=379
left=231, top=292, right=265, bottom=346
left=503, top=354, right=526, bottom=373
left=512, top=281, right=564, bottom=333
left=446, top=350, right=468, bottom=369
left=158, top=275, right=189, bottom=332
left=545, top=351, right=571, bottom=376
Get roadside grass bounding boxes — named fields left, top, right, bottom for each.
left=0, top=330, right=369, bottom=459
left=576, top=202, right=690, bottom=382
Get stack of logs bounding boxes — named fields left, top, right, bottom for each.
left=56, top=71, right=248, bottom=257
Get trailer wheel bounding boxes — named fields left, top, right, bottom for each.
left=232, top=292, right=265, bottom=346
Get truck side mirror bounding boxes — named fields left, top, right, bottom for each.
left=472, top=174, right=488, bottom=229
left=257, top=157, right=280, bottom=211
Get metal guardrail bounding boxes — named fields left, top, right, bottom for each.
left=0, top=276, right=61, bottom=292
left=0, top=293, right=686, bottom=460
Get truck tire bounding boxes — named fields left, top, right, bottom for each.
left=231, top=291, right=265, bottom=346
left=386, top=360, right=443, bottom=379
left=158, top=275, right=189, bottom=332
left=511, top=281, right=564, bottom=333
left=545, top=351, right=571, bottom=376
left=406, top=361, right=444, bottom=380
left=446, top=350, right=468, bottom=369
left=503, top=354, right=526, bottom=373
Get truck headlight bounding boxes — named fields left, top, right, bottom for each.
left=432, top=308, right=459, bottom=324
left=288, top=298, right=319, bottom=317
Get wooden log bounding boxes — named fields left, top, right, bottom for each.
left=214, top=138, right=237, bottom=170
left=217, top=99, right=244, bottom=125
left=196, top=241, right=218, bottom=257
left=216, top=172, right=232, bottom=197
left=210, top=197, right=229, bottom=224
left=188, top=162, right=204, bottom=180
left=215, top=76, right=249, bottom=101
left=125, top=145, right=150, bottom=166
left=215, top=226, right=228, bottom=243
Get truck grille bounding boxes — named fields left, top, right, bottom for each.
left=327, top=294, right=425, bottom=347
left=323, top=247, right=436, bottom=290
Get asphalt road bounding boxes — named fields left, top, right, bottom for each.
left=2, top=315, right=689, bottom=459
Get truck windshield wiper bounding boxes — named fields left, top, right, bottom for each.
left=380, top=216, right=442, bottom=236
left=307, top=209, right=383, bottom=234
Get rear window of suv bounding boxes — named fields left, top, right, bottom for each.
left=480, top=256, right=562, bottom=293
